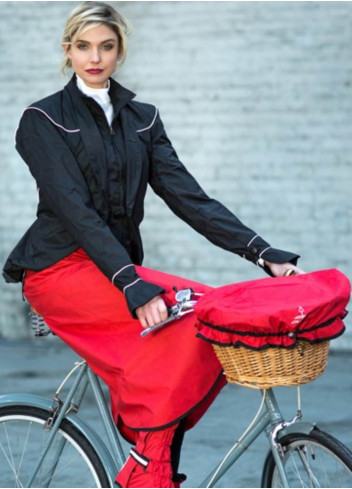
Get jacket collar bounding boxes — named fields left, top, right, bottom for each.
left=109, top=77, right=136, bottom=117
left=67, top=74, right=136, bottom=118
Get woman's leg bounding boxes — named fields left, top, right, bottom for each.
left=170, top=419, right=187, bottom=487
left=116, top=422, right=187, bottom=488
left=23, top=251, right=224, bottom=434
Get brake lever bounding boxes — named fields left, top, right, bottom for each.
left=140, top=291, right=200, bottom=338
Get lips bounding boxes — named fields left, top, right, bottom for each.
left=86, top=69, right=104, bottom=74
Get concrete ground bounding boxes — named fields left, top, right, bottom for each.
left=0, top=338, right=352, bottom=488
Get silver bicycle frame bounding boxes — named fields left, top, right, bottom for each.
left=0, top=361, right=314, bottom=488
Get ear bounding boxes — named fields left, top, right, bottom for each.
left=63, top=44, right=72, bottom=60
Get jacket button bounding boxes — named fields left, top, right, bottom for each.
left=249, top=245, right=258, bottom=255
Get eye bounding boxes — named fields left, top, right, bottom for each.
left=101, top=44, right=114, bottom=51
left=77, top=43, right=88, bottom=50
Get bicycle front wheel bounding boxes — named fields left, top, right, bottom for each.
left=262, top=428, right=352, bottom=488
left=0, top=405, right=110, bottom=488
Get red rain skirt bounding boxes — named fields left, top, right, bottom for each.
left=23, top=249, right=226, bottom=442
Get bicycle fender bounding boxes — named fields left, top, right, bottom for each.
left=0, top=393, right=120, bottom=487
left=277, top=420, right=316, bottom=439
left=0, top=393, right=54, bottom=412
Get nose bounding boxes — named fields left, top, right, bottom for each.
left=91, top=48, right=101, bottom=64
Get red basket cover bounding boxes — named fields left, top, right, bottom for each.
left=195, top=269, right=350, bottom=349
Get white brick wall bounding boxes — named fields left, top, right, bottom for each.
left=1, top=1, right=351, bottom=347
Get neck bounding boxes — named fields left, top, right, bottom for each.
left=76, top=75, right=110, bottom=92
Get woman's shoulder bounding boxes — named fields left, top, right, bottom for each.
left=26, top=89, right=63, bottom=113
left=128, top=99, right=159, bottom=132
left=19, top=87, right=82, bottom=136
left=20, top=89, right=64, bottom=127
left=129, top=99, right=157, bottom=117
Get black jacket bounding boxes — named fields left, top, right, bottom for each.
left=3, top=76, right=299, bottom=314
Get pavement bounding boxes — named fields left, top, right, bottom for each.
left=1, top=337, right=352, bottom=488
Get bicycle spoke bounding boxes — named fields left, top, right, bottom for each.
left=0, top=421, right=25, bottom=488
left=0, top=409, right=109, bottom=488
left=18, top=420, right=35, bottom=485
left=296, top=445, right=321, bottom=487
left=287, top=449, right=307, bottom=488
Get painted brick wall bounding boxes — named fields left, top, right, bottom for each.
left=1, top=1, right=351, bottom=346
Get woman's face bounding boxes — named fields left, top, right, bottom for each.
left=66, top=24, right=119, bottom=88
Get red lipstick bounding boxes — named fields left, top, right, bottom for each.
left=86, top=69, right=103, bottom=74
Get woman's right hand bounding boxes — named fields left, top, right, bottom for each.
left=264, top=261, right=305, bottom=277
left=135, top=295, right=168, bottom=329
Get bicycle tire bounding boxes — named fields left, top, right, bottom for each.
left=261, top=427, right=352, bottom=488
left=0, top=404, right=110, bottom=488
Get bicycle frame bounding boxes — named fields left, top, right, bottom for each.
left=201, top=390, right=288, bottom=487
left=0, top=360, right=315, bottom=488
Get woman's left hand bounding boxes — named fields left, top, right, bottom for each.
left=265, top=261, right=305, bottom=277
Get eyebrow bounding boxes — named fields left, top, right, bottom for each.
left=74, top=38, right=117, bottom=45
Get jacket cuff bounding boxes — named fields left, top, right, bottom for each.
left=123, top=279, right=165, bottom=318
left=258, top=247, right=300, bottom=277
left=241, top=234, right=300, bottom=276
left=241, top=234, right=272, bottom=264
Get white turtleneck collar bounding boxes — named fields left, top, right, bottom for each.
left=76, top=75, right=114, bottom=126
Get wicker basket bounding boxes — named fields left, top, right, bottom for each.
left=213, top=340, right=330, bottom=389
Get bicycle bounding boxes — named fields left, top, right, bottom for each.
left=1, top=291, right=352, bottom=488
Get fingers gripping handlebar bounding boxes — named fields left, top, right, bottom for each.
left=140, top=288, right=202, bottom=337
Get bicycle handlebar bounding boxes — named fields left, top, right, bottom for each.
left=140, top=288, right=202, bottom=337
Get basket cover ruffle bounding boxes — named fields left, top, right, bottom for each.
left=195, top=269, right=350, bottom=349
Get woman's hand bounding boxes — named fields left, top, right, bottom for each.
left=136, top=295, right=168, bottom=329
left=265, top=261, right=305, bottom=277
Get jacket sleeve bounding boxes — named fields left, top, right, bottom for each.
left=16, top=108, right=163, bottom=315
left=148, top=110, right=299, bottom=272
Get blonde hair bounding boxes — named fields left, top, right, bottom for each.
left=61, top=1, right=131, bottom=74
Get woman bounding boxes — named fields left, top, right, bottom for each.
left=3, top=2, right=302, bottom=487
